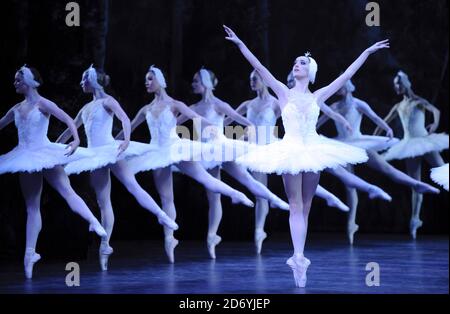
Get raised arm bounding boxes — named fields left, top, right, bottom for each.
left=356, top=100, right=393, bottom=137
left=224, top=101, right=248, bottom=126
left=39, top=98, right=80, bottom=156
left=224, top=25, right=289, bottom=104
left=116, top=104, right=149, bottom=140
left=103, top=97, right=131, bottom=155
left=0, top=105, right=18, bottom=131
left=314, top=40, right=390, bottom=104
left=316, top=102, right=337, bottom=129
left=373, top=104, right=399, bottom=135
left=317, top=102, right=353, bottom=133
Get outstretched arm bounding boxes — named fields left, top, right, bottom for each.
left=173, top=100, right=216, bottom=126
left=116, top=104, right=149, bottom=140
left=373, top=104, right=399, bottom=135
left=224, top=25, right=289, bottom=105
left=104, top=97, right=131, bottom=156
left=216, top=99, right=253, bottom=127
left=0, top=105, right=18, bottom=131
left=39, top=99, right=80, bottom=156
left=177, top=104, right=197, bottom=125
left=224, top=101, right=248, bottom=126
left=356, top=100, right=393, bottom=137
left=317, top=102, right=353, bottom=133
left=314, top=40, right=390, bottom=104
left=316, top=102, right=337, bottom=129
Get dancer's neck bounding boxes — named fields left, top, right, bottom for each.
left=256, top=87, right=271, bottom=101
left=154, top=88, right=171, bottom=102
left=201, top=89, right=214, bottom=102
left=292, top=77, right=310, bottom=94
left=93, top=88, right=108, bottom=100
left=402, top=89, right=415, bottom=100
left=24, top=88, right=41, bottom=103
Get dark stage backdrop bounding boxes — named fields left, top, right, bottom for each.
left=0, top=0, right=448, bottom=259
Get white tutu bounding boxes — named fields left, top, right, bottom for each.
left=199, top=133, right=255, bottom=169
left=236, top=134, right=368, bottom=175
left=127, top=138, right=204, bottom=174
left=337, top=135, right=399, bottom=152
left=236, top=92, right=368, bottom=175
left=0, top=143, right=93, bottom=175
left=0, top=104, right=94, bottom=175
left=430, top=163, right=449, bottom=191
left=383, top=133, right=449, bottom=161
left=65, top=140, right=150, bottom=175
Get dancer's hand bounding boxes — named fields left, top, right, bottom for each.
left=223, top=25, right=243, bottom=46
left=344, top=121, right=354, bottom=134
left=426, top=122, right=438, bottom=134
left=65, top=139, right=80, bottom=156
left=385, top=127, right=394, bottom=139
left=117, top=140, right=129, bottom=156
left=365, top=39, right=390, bottom=54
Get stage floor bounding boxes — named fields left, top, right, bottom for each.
left=0, top=233, right=448, bottom=294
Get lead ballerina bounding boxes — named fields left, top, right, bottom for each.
left=223, top=25, right=389, bottom=287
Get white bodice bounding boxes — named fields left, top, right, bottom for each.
left=247, top=101, right=278, bottom=144
left=145, top=105, right=179, bottom=146
left=82, top=100, right=115, bottom=147
left=334, top=100, right=363, bottom=138
left=14, top=106, right=51, bottom=148
left=397, top=98, right=428, bottom=138
left=192, top=102, right=224, bottom=142
left=281, top=92, right=320, bottom=142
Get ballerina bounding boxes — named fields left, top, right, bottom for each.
left=287, top=71, right=395, bottom=210
left=316, top=78, right=440, bottom=243
left=224, top=25, right=389, bottom=287
left=0, top=65, right=107, bottom=279
left=224, top=69, right=353, bottom=254
left=430, top=164, right=449, bottom=191
left=117, top=65, right=255, bottom=262
left=375, top=71, right=448, bottom=238
left=176, top=68, right=290, bottom=259
left=57, top=65, right=178, bottom=271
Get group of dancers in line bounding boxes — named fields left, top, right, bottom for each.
left=0, top=25, right=448, bottom=287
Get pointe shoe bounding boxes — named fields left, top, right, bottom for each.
left=157, top=212, right=179, bottom=231
left=207, top=234, right=222, bottom=259
left=410, top=218, right=423, bottom=240
left=269, top=196, right=290, bottom=211
left=327, top=195, right=349, bottom=212
left=286, top=254, right=311, bottom=288
left=368, top=186, right=392, bottom=202
left=255, top=230, right=267, bottom=254
left=89, top=222, right=107, bottom=238
left=414, top=182, right=440, bottom=194
left=347, top=223, right=359, bottom=245
left=24, top=249, right=41, bottom=279
left=231, top=191, right=254, bottom=208
left=164, top=236, right=179, bottom=263
left=99, top=243, right=114, bottom=271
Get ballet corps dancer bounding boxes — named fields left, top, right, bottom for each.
left=0, top=66, right=107, bottom=279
